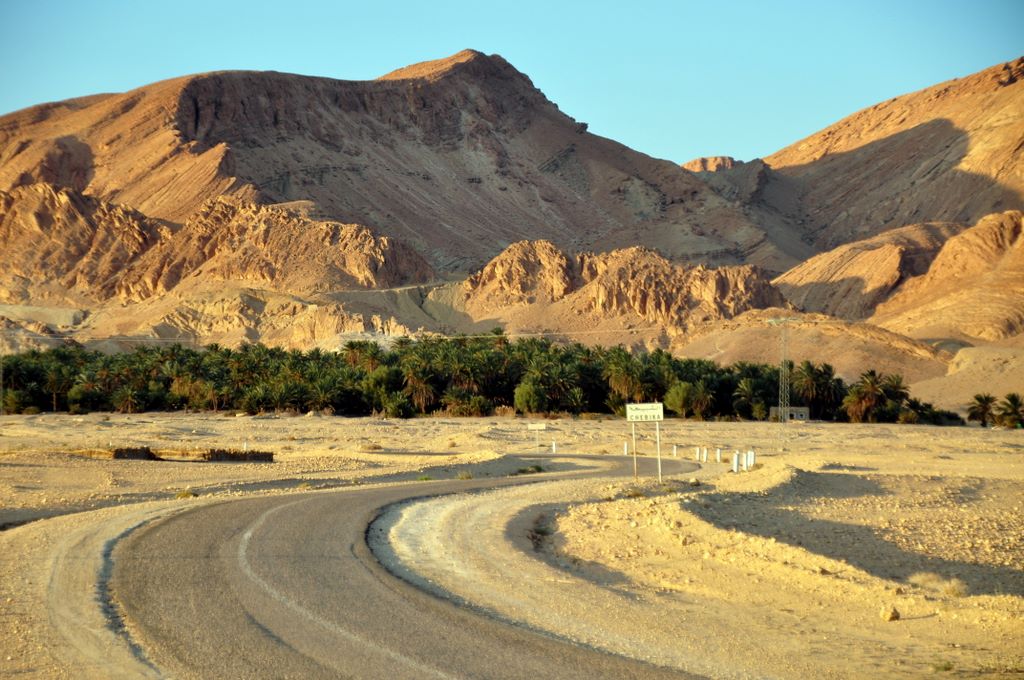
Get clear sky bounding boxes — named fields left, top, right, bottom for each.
left=1, top=0, right=1020, bottom=163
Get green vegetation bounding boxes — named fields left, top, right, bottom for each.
left=201, top=448, right=274, bottom=462
left=0, top=336, right=965, bottom=425
left=968, top=392, right=1023, bottom=428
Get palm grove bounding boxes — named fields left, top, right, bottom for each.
left=1, top=336, right=1019, bottom=426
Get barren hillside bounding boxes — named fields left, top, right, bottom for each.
left=763, top=57, right=1024, bottom=250
left=0, top=50, right=801, bottom=274
left=0, top=51, right=1020, bottom=402
left=871, top=210, right=1024, bottom=342
left=773, top=221, right=965, bottom=318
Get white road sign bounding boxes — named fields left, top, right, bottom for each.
left=527, top=423, right=547, bottom=431
left=626, top=402, right=664, bottom=422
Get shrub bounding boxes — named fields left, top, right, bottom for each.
left=202, top=448, right=274, bottom=462
left=111, top=447, right=159, bottom=460
left=514, top=377, right=548, bottom=414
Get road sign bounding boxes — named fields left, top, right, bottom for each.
left=625, top=403, right=665, bottom=483
left=626, top=403, right=664, bottom=422
left=527, top=423, right=547, bottom=431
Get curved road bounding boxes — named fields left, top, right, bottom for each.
left=112, top=455, right=700, bottom=679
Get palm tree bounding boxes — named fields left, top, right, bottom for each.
left=967, top=393, right=997, bottom=427
left=112, top=385, right=140, bottom=414
left=401, top=355, right=437, bottom=414
left=732, top=377, right=758, bottom=420
left=791, top=360, right=818, bottom=411
left=816, top=363, right=845, bottom=420
left=996, top=393, right=1023, bottom=428
left=690, top=380, right=714, bottom=420
left=845, top=370, right=885, bottom=423
left=44, top=362, right=73, bottom=412
left=603, top=347, right=642, bottom=403
left=882, top=374, right=909, bottom=407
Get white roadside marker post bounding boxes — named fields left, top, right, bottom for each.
left=747, top=450, right=755, bottom=469
left=715, top=447, right=721, bottom=463
left=552, top=440, right=557, bottom=454
left=624, top=441, right=629, bottom=456
left=694, top=446, right=700, bottom=461
left=732, top=452, right=740, bottom=473
left=672, top=444, right=677, bottom=458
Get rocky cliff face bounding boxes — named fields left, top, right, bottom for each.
left=0, top=183, right=164, bottom=304
left=114, top=197, right=435, bottom=300
left=0, top=183, right=434, bottom=306
left=460, top=240, right=784, bottom=334
left=681, top=156, right=740, bottom=173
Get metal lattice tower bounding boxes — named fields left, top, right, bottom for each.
left=778, top=322, right=790, bottom=424
left=767, top=316, right=797, bottom=454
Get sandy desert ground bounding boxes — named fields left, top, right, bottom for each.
left=1, top=412, right=1022, bottom=678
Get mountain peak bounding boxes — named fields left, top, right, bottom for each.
left=376, top=49, right=500, bottom=81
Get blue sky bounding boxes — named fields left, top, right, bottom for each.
left=1, top=0, right=1020, bottom=163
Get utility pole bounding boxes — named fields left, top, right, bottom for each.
left=778, top=320, right=790, bottom=424
left=767, top=316, right=802, bottom=455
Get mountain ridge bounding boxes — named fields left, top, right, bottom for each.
left=0, top=50, right=1021, bottom=409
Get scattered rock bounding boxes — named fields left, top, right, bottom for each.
left=882, top=605, right=901, bottom=622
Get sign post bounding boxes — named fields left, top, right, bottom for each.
left=655, top=420, right=662, bottom=483
left=527, top=422, right=546, bottom=451
left=631, top=422, right=637, bottom=479
left=626, top=403, right=664, bottom=482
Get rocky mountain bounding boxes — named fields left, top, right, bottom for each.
left=0, top=184, right=434, bottom=304
left=454, top=240, right=784, bottom=342
left=772, top=221, right=965, bottom=319
left=870, top=210, right=1024, bottom=343
left=0, top=51, right=1021, bottom=409
left=0, top=183, right=164, bottom=304
left=0, top=50, right=804, bottom=274
left=681, top=156, right=740, bottom=173
left=112, top=197, right=435, bottom=300
left=760, top=57, right=1024, bottom=250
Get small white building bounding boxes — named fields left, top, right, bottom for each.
left=769, top=406, right=810, bottom=422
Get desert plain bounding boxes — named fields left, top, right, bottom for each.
left=1, top=411, right=1021, bottom=678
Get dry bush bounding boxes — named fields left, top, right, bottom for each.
left=909, top=572, right=968, bottom=597
left=111, top=446, right=160, bottom=460
left=201, top=448, right=274, bottom=462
